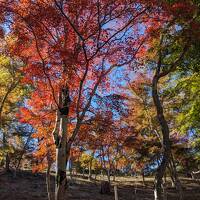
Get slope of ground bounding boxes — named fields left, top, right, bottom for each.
left=0, top=170, right=200, bottom=200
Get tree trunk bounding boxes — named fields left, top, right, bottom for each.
left=2, top=132, right=7, bottom=172
left=167, top=164, right=175, bottom=187
left=69, top=158, right=73, bottom=180
left=5, top=153, right=10, bottom=172
left=46, top=162, right=53, bottom=200
left=100, top=181, right=111, bottom=194
left=162, top=183, right=167, bottom=200
left=113, top=169, right=116, bottom=182
left=151, top=33, right=189, bottom=200
left=15, top=134, right=32, bottom=171
left=142, top=170, right=145, bottom=186
left=169, top=154, right=183, bottom=200
left=114, top=185, right=118, bottom=200
left=3, top=132, right=11, bottom=173
left=88, top=152, right=94, bottom=181
left=94, top=171, right=97, bottom=181
left=88, top=159, right=92, bottom=180
left=152, top=69, right=171, bottom=200
left=107, top=169, right=111, bottom=183
left=55, top=117, right=68, bottom=200
left=163, top=172, right=167, bottom=185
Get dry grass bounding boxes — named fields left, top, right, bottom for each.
left=0, top=170, right=200, bottom=200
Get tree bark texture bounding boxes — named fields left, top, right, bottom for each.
left=46, top=162, right=53, bottom=200
left=55, top=117, right=69, bottom=200
left=152, top=69, right=171, bottom=200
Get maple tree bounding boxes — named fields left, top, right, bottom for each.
left=124, top=73, right=160, bottom=183
left=0, top=1, right=152, bottom=199
left=0, top=1, right=200, bottom=200
left=75, top=92, right=130, bottom=183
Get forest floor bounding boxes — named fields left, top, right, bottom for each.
left=0, top=170, right=200, bottom=200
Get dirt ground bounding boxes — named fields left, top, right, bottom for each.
left=0, top=170, right=200, bottom=200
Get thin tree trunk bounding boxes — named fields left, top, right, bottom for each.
left=168, top=162, right=177, bottom=187
left=53, top=86, right=71, bottom=200
left=100, top=149, right=104, bottom=178
left=106, top=146, right=111, bottom=184
left=152, top=65, right=171, bottom=200
left=15, top=133, right=32, bottom=171
left=88, top=151, right=94, bottom=180
left=152, top=35, right=189, bottom=200
left=163, top=172, right=167, bottom=185
left=94, top=171, right=97, bottom=181
left=142, top=170, right=145, bottom=186
left=114, top=185, right=118, bottom=200
left=169, top=153, right=183, bottom=200
left=113, top=168, right=116, bottom=182
left=5, top=153, right=10, bottom=172
left=162, top=183, right=167, bottom=200
left=101, top=146, right=107, bottom=179
left=3, top=132, right=11, bottom=173
left=16, top=151, right=25, bottom=171
left=69, top=158, right=73, bottom=180
left=88, top=160, right=92, bottom=180
left=55, top=116, right=68, bottom=200
left=107, top=169, right=111, bottom=183
left=46, top=162, right=53, bottom=200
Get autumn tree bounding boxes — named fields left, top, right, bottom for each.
left=0, top=35, right=28, bottom=172
left=0, top=1, right=153, bottom=199
left=2, top=1, right=200, bottom=200
left=139, top=1, right=200, bottom=199
left=124, top=73, right=161, bottom=183
left=124, top=72, right=198, bottom=187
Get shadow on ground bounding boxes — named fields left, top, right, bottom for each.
left=0, top=170, right=200, bottom=200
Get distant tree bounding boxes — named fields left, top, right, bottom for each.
left=0, top=36, right=28, bottom=172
